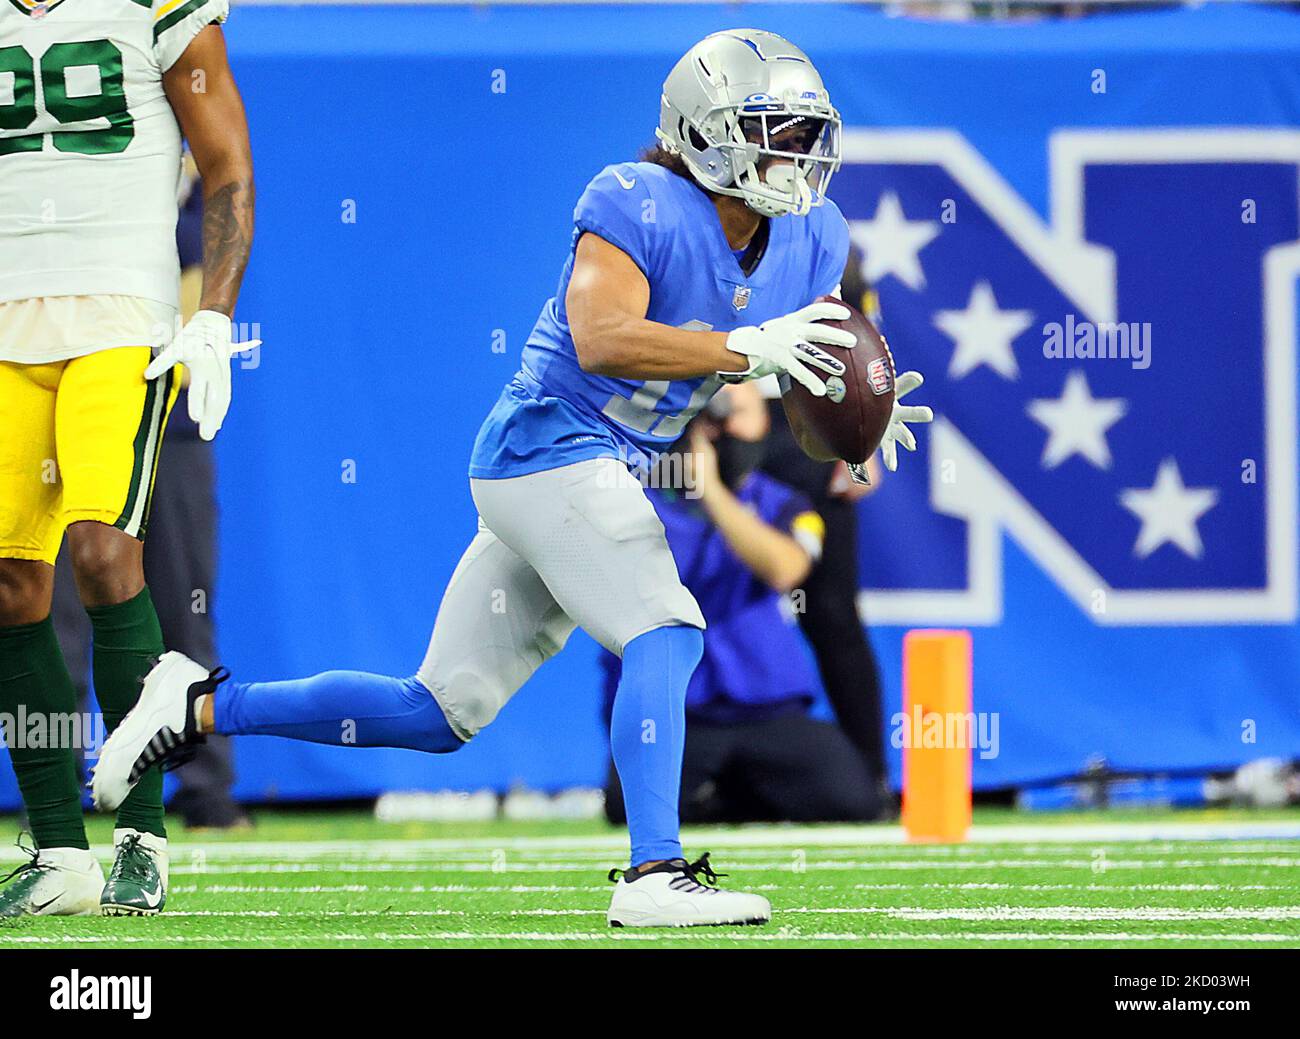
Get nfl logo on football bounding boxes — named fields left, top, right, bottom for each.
left=867, top=356, right=893, bottom=395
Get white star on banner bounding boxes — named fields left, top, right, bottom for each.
left=1120, top=458, right=1219, bottom=560
left=1027, top=370, right=1128, bottom=470
left=933, top=281, right=1035, bottom=380
left=848, top=192, right=941, bottom=290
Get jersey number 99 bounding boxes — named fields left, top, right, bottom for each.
left=0, top=40, right=134, bottom=157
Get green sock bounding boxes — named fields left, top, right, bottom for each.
left=0, top=617, right=89, bottom=851
left=88, top=587, right=167, bottom=839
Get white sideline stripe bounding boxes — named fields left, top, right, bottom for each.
left=119, top=906, right=1300, bottom=921
left=889, top=906, right=1300, bottom=921
left=168, top=884, right=626, bottom=895
left=152, top=905, right=1300, bottom=921
left=159, top=841, right=1300, bottom=860
left=4, top=820, right=1295, bottom=863
left=855, top=882, right=1285, bottom=892
left=162, top=909, right=606, bottom=918
left=130, top=844, right=1300, bottom=866
left=1, top=931, right=1295, bottom=946
left=166, top=881, right=1287, bottom=895
left=156, top=857, right=1300, bottom=876
left=149, top=846, right=1300, bottom=863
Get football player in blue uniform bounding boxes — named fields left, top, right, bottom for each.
left=92, top=28, right=932, bottom=927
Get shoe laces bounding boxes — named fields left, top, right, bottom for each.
left=0, top=833, right=44, bottom=886
left=608, top=851, right=729, bottom=893
left=109, top=834, right=153, bottom=885
left=670, top=852, right=727, bottom=893
left=685, top=852, right=725, bottom=885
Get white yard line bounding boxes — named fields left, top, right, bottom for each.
left=153, top=909, right=608, bottom=918
left=854, top=882, right=1286, bottom=891
left=8, top=906, right=1294, bottom=926
left=154, top=857, right=1300, bottom=876
left=167, top=883, right=623, bottom=894
left=155, top=845, right=1300, bottom=865
left=4, top=820, right=1296, bottom=863
left=117, top=906, right=1300, bottom=920
left=887, top=906, right=1300, bottom=921
left=0, top=931, right=1294, bottom=945
left=164, top=842, right=1294, bottom=861
left=165, top=881, right=1288, bottom=895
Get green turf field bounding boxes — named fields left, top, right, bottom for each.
left=2, top=807, right=1299, bottom=948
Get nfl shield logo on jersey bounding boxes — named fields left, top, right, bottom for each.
left=732, top=285, right=751, bottom=311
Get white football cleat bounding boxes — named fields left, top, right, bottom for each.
left=0, top=846, right=105, bottom=918
left=91, top=651, right=216, bottom=813
left=607, top=853, right=771, bottom=927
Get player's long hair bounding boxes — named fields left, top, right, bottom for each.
left=640, top=142, right=705, bottom=188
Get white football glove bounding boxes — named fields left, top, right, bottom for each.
left=879, top=370, right=934, bottom=472
left=144, top=310, right=260, bottom=441
left=722, top=301, right=856, bottom=398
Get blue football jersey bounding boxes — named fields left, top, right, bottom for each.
left=469, top=161, right=850, bottom=479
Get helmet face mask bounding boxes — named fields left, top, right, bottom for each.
left=657, top=29, right=843, bottom=218
left=736, top=108, right=840, bottom=217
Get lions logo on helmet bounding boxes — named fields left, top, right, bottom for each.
left=655, top=29, right=842, bottom=218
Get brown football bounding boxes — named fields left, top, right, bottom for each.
left=782, top=294, right=897, bottom=464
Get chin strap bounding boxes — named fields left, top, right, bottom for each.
left=744, top=164, right=813, bottom=217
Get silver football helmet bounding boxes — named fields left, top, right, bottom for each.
left=657, top=29, right=842, bottom=218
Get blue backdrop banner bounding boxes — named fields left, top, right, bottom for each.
left=2, top=3, right=1297, bottom=807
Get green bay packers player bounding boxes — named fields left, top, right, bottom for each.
left=0, top=0, right=255, bottom=916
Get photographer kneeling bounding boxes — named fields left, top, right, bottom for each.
left=602, top=383, right=882, bottom=824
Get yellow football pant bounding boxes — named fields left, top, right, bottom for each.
left=0, top=347, right=178, bottom=565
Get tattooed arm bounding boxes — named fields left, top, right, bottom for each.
left=146, top=25, right=256, bottom=439
left=163, top=24, right=254, bottom=316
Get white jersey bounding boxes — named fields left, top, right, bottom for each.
left=0, top=0, right=229, bottom=339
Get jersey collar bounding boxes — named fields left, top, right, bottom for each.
left=690, top=184, right=787, bottom=291
left=8, top=0, right=72, bottom=16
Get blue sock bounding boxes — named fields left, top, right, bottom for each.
left=214, top=671, right=463, bottom=753
left=609, top=625, right=703, bottom=867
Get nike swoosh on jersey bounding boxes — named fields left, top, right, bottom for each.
left=612, top=169, right=636, bottom=190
